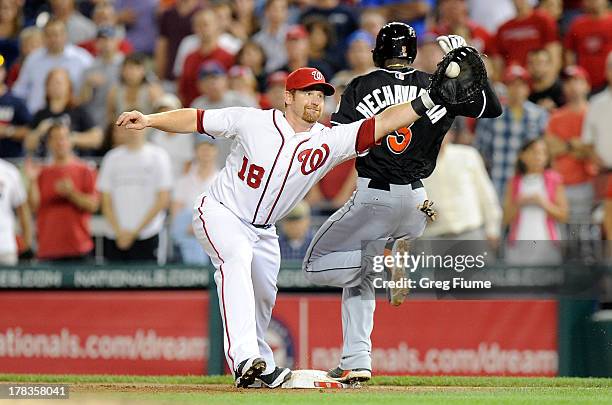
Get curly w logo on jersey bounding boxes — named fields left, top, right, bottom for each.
left=298, top=144, right=330, bottom=175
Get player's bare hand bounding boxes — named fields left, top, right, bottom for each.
left=116, top=110, right=150, bottom=130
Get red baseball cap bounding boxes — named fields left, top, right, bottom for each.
left=228, top=65, right=253, bottom=78
left=286, top=67, right=335, bottom=96
left=503, top=64, right=530, bottom=84
left=562, top=65, right=589, bottom=82
left=267, top=70, right=288, bottom=87
left=286, top=25, right=308, bottom=41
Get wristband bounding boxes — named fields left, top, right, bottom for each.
left=421, top=92, right=435, bottom=109
left=410, top=93, right=434, bottom=116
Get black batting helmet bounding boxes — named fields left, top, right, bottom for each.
left=372, top=22, right=417, bottom=68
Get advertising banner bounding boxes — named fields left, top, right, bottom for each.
left=0, top=291, right=208, bottom=375
left=271, top=296, right=558, bottom=376
left=0, top=292, right=556, bottom=376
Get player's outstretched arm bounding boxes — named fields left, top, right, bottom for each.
left=373, top=97, right=427, bottom=142
left=116, top=108, right=198, bottom=133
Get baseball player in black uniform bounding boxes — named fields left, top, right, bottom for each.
left=302, top=23, right=502, bottom=383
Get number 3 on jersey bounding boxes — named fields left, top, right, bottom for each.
left=238, top=156, right=265, bottom=188
left=386, top=125, right=413, bottom=154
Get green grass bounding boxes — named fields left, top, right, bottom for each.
left=99, top=388, right=612, bottom=405
left=1, top=374, right=610, bottom=405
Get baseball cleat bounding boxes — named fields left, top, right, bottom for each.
left=234, top=357, right=266, bottom=388
left=327, top=366, right=371, bottom=383
left=384, top=238, right=411, bottom=306
left=257, top=367, right=292, bottom=388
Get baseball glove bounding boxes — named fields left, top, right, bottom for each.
left=428, top=46, right=488, bottom=106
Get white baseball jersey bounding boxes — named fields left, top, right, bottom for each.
left=198, top=107, right=374, bottom=225
left=0, top=159, right=27, bottom=256
left=192, top=106, right=375, bottom=373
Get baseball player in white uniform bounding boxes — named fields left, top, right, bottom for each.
left=116, top=67, right=451, bottom=388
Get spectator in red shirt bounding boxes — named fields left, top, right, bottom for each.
left=564, top=0, right=612, bottom=91
left=545, top=66, right=594, bottom=235
left=433, top=0, right=494, bottom=55
left=25, top=123, right=99, bottom=261
left=178, top=9, right=235, bottom=107
left=494, top=0, right=560, bottom=77
left=77, top=2, right=134, bottom=57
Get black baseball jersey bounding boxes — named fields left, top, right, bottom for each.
left=331, top=67, right=502, bottom=184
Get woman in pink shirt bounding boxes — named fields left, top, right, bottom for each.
left=503, top=138, right=569, bottom=264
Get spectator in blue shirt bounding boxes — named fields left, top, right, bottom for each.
left=279, top=201, right=314, bottom=262
left=0, top=54, right=31, bottom=158
left=475, top=64, right=549, bottom=200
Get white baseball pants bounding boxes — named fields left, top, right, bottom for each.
left=193, top=195, right=280, bottom=374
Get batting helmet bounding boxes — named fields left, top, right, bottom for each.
left=372, top=22, right=417, bottom=68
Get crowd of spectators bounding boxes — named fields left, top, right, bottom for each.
left=0, top=0, right=611, bottom=265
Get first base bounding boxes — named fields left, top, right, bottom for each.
left=281, top=370, right=353, bottom=389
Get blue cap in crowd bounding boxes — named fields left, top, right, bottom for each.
left=346, top=30, right=375, bottom=48
left=97, top=25, right=117, bottom=38
left=198, top=61, right=226, bottom=79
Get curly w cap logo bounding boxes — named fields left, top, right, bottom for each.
left=311, top=70, right=323, bottom=81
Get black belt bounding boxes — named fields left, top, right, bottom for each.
left=367, top=179, right=423, bottom=191
left=219, top=201, right=273, bottom=229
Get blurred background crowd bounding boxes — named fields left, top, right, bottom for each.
left=0, top=0, right=611, bottom=266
